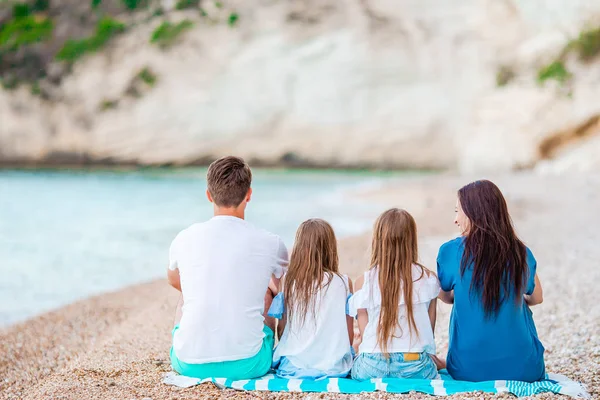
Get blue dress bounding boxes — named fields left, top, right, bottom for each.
left=437, top=237, right=546, bottom=382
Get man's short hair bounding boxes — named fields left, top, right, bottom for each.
left=206, top=156, right=252, bottom=207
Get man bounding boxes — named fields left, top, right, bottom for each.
left=167, top=156, right=288, bottom=379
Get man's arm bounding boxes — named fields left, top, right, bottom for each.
left=167, top=267, right=181, bottom=292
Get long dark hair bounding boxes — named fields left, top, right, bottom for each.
left=458, top=180, right=528, bottom=317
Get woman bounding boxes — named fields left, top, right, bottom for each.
left=437, top=180, right=545, bottom=382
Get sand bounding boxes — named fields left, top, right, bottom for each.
left=1, top=172, right=599, bottom=399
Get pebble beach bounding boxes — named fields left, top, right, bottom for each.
left=2, top=173, right=599, bottom=400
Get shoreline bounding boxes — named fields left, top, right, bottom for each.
left=2, top=172, right=599, bottom=399
left=0, top=158, right=445, bottom=173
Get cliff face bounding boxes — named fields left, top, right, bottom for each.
left=1, top=0, right=600, bottom=172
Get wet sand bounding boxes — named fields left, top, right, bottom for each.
left=1, top=172, right=599, bottom=399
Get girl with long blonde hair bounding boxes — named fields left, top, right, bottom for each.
left=269, top=219, right=354, bottom=378
left=349, top=208, right=440, bottom=380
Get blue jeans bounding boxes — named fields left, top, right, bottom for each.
left=351, top=352, right=438, bottom=381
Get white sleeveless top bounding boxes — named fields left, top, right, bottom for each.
left=348, top=265, right=440, bottom=355
left=273, top=273, right=352, bottom=375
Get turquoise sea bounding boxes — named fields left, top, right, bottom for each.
left=0, top=168, right=399, bottom=326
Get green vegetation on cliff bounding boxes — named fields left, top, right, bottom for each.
left=570, top=26, right=600, bottom=62
left=150, top=20, right=193, bottom=49
left=535, top=25, right=600, bottom=87
left=56, top=16, right=126, bottom=62
left=537, top=61, right=570, bottom=85
left=0, top=14, right=53, bottom=51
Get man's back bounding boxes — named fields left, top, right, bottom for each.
left=169, top=216, right=287, bottom=364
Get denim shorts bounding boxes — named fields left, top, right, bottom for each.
left=351, top=352, right=439, bottom=381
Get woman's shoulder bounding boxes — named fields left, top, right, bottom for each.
left=437, top=237, right=464, bottom=260
left=439, top=236, right=464, bottom=251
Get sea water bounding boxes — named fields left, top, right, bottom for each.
left=0, top=168, right=398, bottom=326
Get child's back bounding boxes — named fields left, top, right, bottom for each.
left=351, top=265, right=439, bottom=356
left=271, top=219, right=354, bottom=379
left=273, top=273, right=352, bottom=378
left=349, top=208, right=441, bottom=381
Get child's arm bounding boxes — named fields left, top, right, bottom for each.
left=428, top=298, right=437, bottom=331
left=269, top=275, right=281, bottom=296
left=353, top=275, right=368, bottom=351
left=167, top=267, right=181, bottom=292
left=277, top=311, right=287, bottom=339
left=524, top=274, right=543, bottom=306
left=346, top=279, right=354, bottom=345
left=275, top=276, right=286, bottom=338
left=356, top=310, right=368, bottom=351
left=438, top=290, right=454, bottom=304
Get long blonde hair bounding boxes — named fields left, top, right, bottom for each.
left=284, top=219, right=340, bottom=328
left=371, top=208, right=425, bottom=355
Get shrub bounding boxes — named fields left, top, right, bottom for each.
left=30, top=81, right=41, bottom=95
left=56, top=17, right=126, bottom=62
left=12, top=3, right=31, bottom=18
left=0, top=16, right=54, bottom=52
left=32, top=0, right=50, bottom=11
left=150, top=20, right=193, bottom=49
left=496, top=66, right=515, bottom=87
left=228, top=12, right=238, bottom=27
left=121, top=0, right=145, bottom=10
left=175, top=0, right=200, bottom=10
left=571, top=27, right=600, bottom=62
left=537, top=61, right=570, bottom=85
left=99, top=99, right=119, bottom=111
left=137, top=67, right=157, bottom=86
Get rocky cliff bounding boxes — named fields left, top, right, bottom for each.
left=1, top=0, right=600, bottom=172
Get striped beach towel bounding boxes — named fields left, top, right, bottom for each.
left=163, top=371, right=590, bottom=398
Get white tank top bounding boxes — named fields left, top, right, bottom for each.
left=348, top=265, right=440, bottom=354
left=273, top=273, right=352, bottom=375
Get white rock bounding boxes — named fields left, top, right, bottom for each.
left=1, top=0, right=600, bottom=172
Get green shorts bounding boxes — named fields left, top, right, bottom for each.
left=170, top=325, right=274, bottom=380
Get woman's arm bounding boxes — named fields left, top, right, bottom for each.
left=438, top=290, right=454, bottom=304
left=524, top=274, right=543, bottom=306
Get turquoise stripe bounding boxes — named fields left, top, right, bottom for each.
left=242, top=380, right=256, bottom=390
left=338, top=378, right=374, bottom=394
left=190, top=373, right=579, bottom=397
left=300, top=378, right=329, bottom=392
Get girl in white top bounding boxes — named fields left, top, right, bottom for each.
left=270, top=219, right=354, bottom=379
left=348, top=208, right=441, bottom=380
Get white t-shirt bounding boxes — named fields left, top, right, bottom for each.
left=169, top=216, right=288, bottom=364
left=273, top=274, right=353, bottom=375
left=348, top=265, right=440, bottom=355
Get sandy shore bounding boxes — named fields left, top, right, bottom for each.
left=2, top=173, right=599, bottom=399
